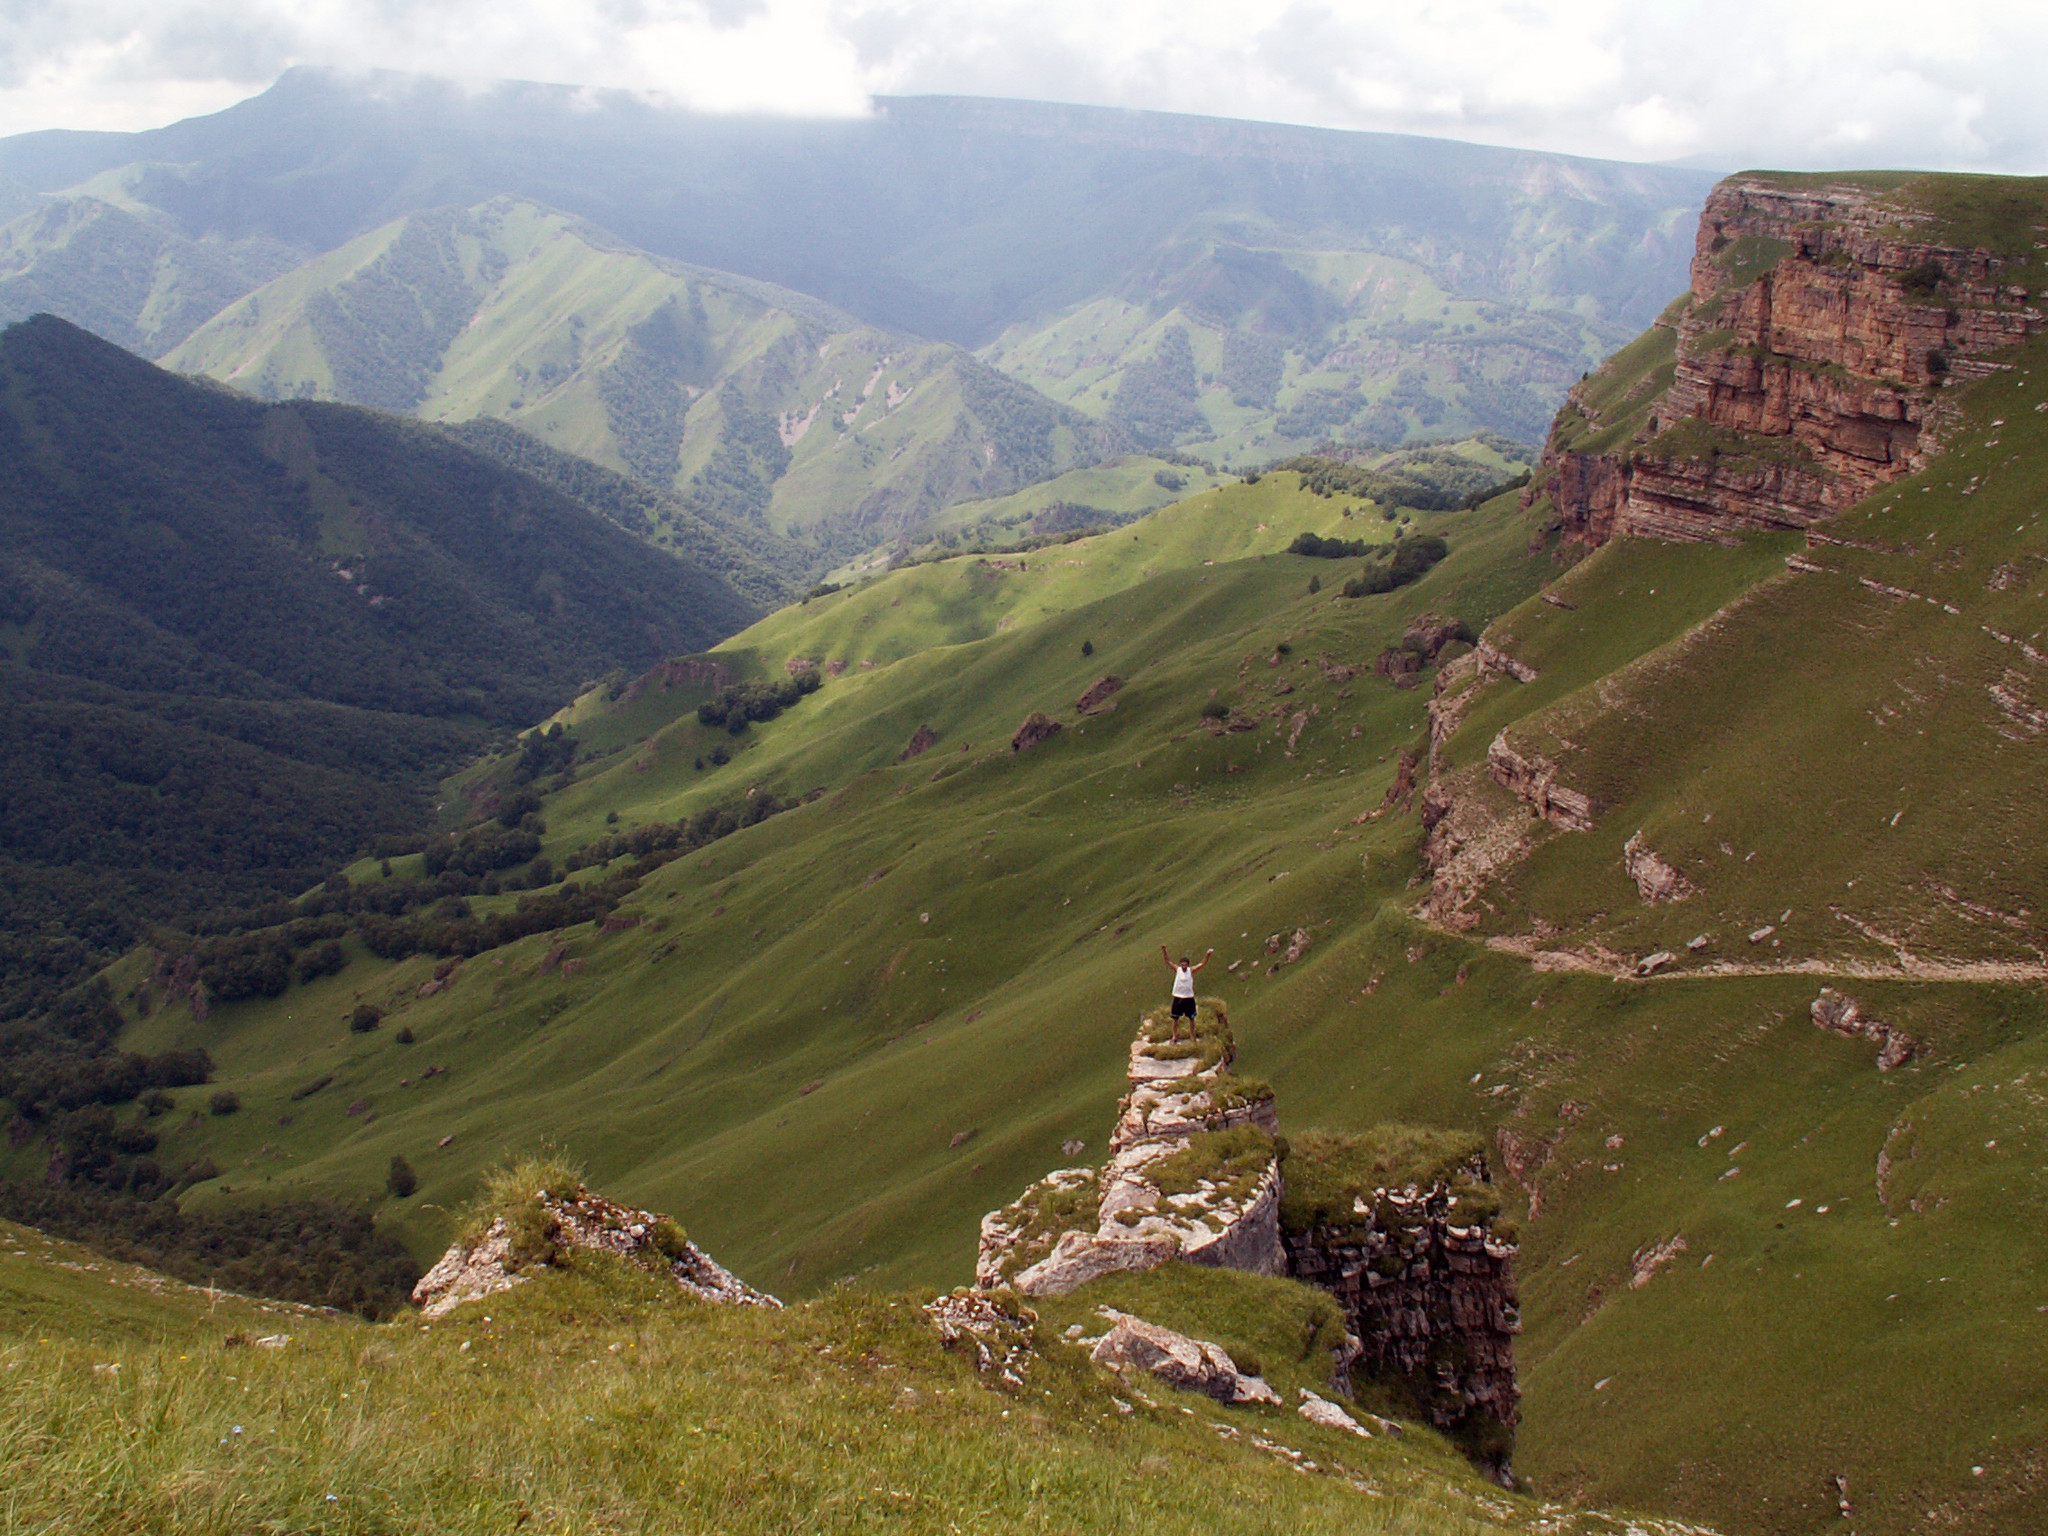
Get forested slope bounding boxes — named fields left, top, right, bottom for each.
left=0, top=314, right=759, bottom=1016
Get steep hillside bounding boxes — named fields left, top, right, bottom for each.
left=0, top=315, right=760, bottom=1014
left=1527, top=172, right=2048, bottom=544
left=162, top=198, right=1111, bottom=553
left=980, top=247, right=1612, bottom=459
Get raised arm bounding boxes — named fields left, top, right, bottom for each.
left=1161, top=945, right=1175, bottom=968
left=1190, top=948, right=1215, bottom=972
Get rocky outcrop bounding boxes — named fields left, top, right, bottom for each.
left=1281, top=1161, right=1520, bottom=1445
left=1486, top=733, right=1594, bottom=832
left=977, top=1003, right=1284, bottom=1296
left=1531, top=175, right=2048, bottom=547
left=1075, top=675, right=1124, bottom=714
left=1011, top=712, right=1063, bottom=752
left=1622, top=831, right=1695, bottom=904
left=1811, top=988, right=1919, bottom=1071
left=896, top=724, right=938, bottom=761
left=1090, top=1311, right=1282, bottom=1405
left=411, top=1184, right=778, bottom=1319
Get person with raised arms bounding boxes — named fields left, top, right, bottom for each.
left=1160, top=945, right=1214, bottom=1041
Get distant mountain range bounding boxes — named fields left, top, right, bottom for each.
left=0, top=71, right=1713, bottom=550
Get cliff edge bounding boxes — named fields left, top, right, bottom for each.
left=1528, top=173, right=2048, bottom=546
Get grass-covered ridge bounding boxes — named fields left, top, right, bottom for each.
left=0, top=1213, right=1666, bottom=1535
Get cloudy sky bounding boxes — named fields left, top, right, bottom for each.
left=2, top=0, right=2043, bottom=172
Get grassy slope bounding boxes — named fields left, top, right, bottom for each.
left=55, top=369, right=2048, bottom=1535
left=1, top=1217, right=1656, bottom=1536
left=163, top=198, right=1104, bottom=548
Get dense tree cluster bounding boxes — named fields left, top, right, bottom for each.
left=0, top=1180, right=421, bottom=1319
left=696, top=671, right=822, bottom=734
left=1340, top=534, right=1452, bottom=598
left=1286, top=531, right=1374, bottom=559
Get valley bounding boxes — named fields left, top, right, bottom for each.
left=3, top=67, right=2047, bottom=1536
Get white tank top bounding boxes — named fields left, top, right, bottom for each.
left=1172, top=965, right=1196, bottom=998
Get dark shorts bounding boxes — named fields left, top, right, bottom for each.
left=1170, top=996, right=1197, bottom=1020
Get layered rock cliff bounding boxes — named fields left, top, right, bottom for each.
left=1529, top=174, right=2047, bottom=546
left=1279, top=1132, right=1520, bottom=1464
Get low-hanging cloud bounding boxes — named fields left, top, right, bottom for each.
left=1, top=0, right=2042, bottom=173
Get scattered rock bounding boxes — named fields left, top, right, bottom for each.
left=1297, top=1388, right=1373, bottom=1437
left=1633, top=951, right=1676, bottom=977
left=1629, top=1234, right=1688, bottom=1289
left=1622, top=831, right=1695, bottom=904
left=1747, top=925, right=1775, bottom=944
left=1091, top=1312, right=1281, bottom=1406
left=1686, top=933, right=1713, bottom=952
left=1060, top=1138, right=1087, bottom=1157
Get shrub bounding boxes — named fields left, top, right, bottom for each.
left=1200, top=700, right=1230, bottom=720
left=209, top=1091, right=240, bottom=1116
left=1307, top=574, right=1320, bottom=594
left=386, top=1155, right=418, bottom=1199
left=350, top=1003, right=383, bottom=1033
left=1081, top=639, right=1094, bottom=657
left=139, top=1088, right=174, bottom=1117
left=708, top=745, right=730, bottom=767
left=395, top=1026, right=415, bottom=1045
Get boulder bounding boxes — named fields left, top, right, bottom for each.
left=1091, top=1312, right=1281, bottom=1406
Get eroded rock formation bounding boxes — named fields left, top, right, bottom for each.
left=1530, top=175, right=2047, bottom=548
left=976, top=1003, right=1284, bottom=1296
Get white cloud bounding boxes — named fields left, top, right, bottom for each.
left=1, top=0, right=2045, bottom=172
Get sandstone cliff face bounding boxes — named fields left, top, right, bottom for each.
left=1532, top=175, right=2047, bottom=546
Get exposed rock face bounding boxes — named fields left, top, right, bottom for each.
left=1811, top=988, right=1919, bottom=1071
left=411, top=1185, right=779, bottom=1319
left=897, top=724, right=939, bottom=761
left=1011, top=712, right=1063, bottom=752
left=1075, top=675, right=1124, bottom=714
left=1486, top=733, right=1594, bottom=832
left=1281, top=1169, right=1520, bottom=1440
left=1091, top=1310, right=1282, bottom=1405
left=1531, top=175, right=2048, bottom=548
left=977, top=1004, right=1284, bottom=1296
left=1622, top=831, right=1695, bottom=904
